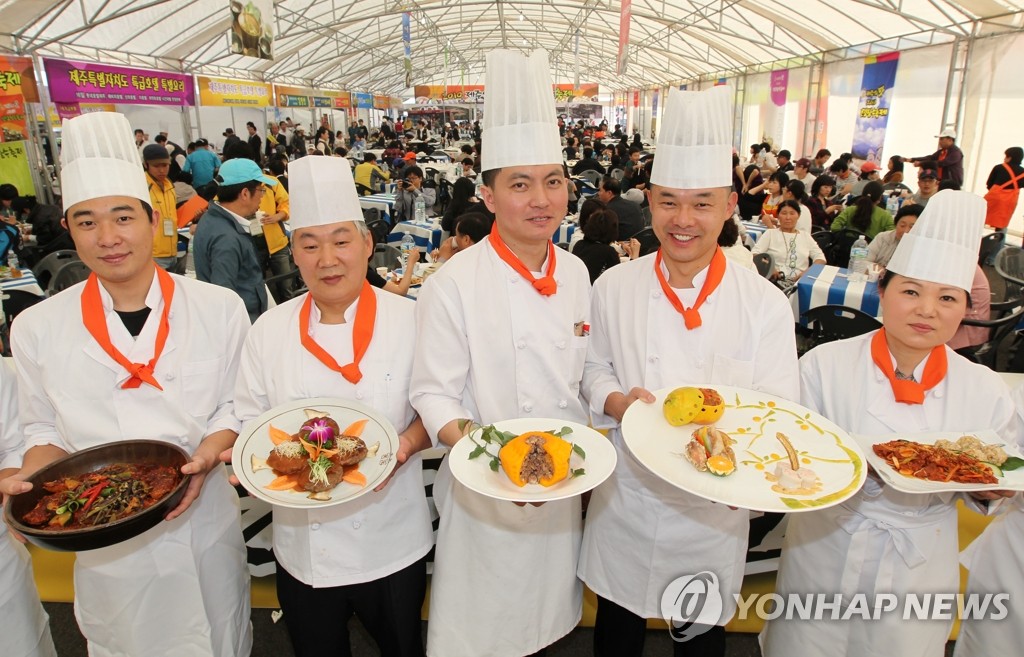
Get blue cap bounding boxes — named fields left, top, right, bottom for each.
left=218, top=158, right=277, bottom=186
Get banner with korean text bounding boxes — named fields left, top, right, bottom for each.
left=0, top=141, right=33, bottom=196
left=0, top=56, right=39, bottom=103
left=44, top=58, right=193, bottom=105
left=274, top=84, right=345, bottom=109
left=0, top=96, right=27, bottom=142
left=852, top=52, right=899, bottom=164
left=403, top=13, right=413, bottom=88
left=617, top=0, right=631, bottom=75
left=352, top=92, right=373, bottom=109
left=197, top=75, right=271, bottom=107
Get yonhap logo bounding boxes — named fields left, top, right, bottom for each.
left=660, top=571, right=724, bottom=642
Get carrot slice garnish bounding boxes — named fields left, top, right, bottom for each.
left=269, top=424, right=293, bottom=445
left=342, top=419, right=368, bottom=437
left=342, top=466, right=367, bottom=487
left=266, top=474, right=300, bottom=490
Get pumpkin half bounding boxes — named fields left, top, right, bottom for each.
left=499, top=431, right=573, bottom=487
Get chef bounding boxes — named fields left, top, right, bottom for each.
left=577, top=86, right=799, bottom=657
left=0, top=112, right=252, bottom=657
left=0, top=353, right=56, bottom=657
left=409, top=49, right=591, bottom=657
left=233, top=156, right=433, bottom=657
left=953, top=383, right=1024, bottom=657
left=760, top=190, right=1018, bottom=656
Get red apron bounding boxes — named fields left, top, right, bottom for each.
left=985, top=163, right=1024, bottom=229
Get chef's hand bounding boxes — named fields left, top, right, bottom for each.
left=969, top=490, right=1017, bottom=502
left=167, top=429, right=237, bottom=521
left=218, top=447, right=241, bottom=486
left=604, top=387, right=656, bottom=424
left=374, top=418, right=431, bottom=492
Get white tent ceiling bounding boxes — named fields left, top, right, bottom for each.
left=2, top=0, right=1024, bottom=94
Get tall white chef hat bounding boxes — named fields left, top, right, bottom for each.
left=481, top=49, right=561, bottom=172
left=650, top=86, right=733, bottom=190
left=886, top=189, right=984, bottom=291
left=59, top=112, right=150, bottom=213
left=287, top=155, right=365, bottom=230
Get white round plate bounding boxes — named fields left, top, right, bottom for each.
left=232, top=397, right=399, bottom=509
left=448, top=418, right=617, bottom=503
left=621, top=386, right=866, bottom=513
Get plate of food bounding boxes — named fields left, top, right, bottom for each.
left=232, top=398, right=399, bottom=509
left=448, top=418, right=617, bottom=503
left=620, top=386, right=866, bottom=512
left=3, top=440, right=192, bottom=552
left=852, top=430, right=1024, bottom=494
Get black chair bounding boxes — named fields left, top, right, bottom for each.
left=48, top=260, right=91, bottom=295
left=366, top=218, right=390, bottom=246
left=956, top=304, right=1024, bottom=370
left=752, top=252, right=774, bottom=279
left=31, top=249, right=79, bottom=291
left=355, top=183, right=374, bottom=197
left=800, top=304, right=883, bottom=351
left=370, top=243, right=403, bottom=271
left=978, top=232, right=1004, bottom=266
left=828, top=229, right=867, bottom=268
left=265, top=269, right=306, bottom=305
left=556, top=242, right=570, bottom=251
left=632, top=227, right=660, bottom=257
left=811, top=230, right=834, bottom=255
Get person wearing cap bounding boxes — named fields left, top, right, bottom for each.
left=410, top=49, right=591, bottom=657
left=183, top=138, right=221, bottom=188
left=787, top=157, right=816, bottom=187
left=577, top=85, right=798, bottom=657
left=0, top=350, right=57, bottom=657
left=762, top=189, right=1017, bottom=657
left=193, top=158, right=274, bottom=322
left=907, top=168, right=940, bottom=208
left=775, top=149, right=794, bottom=174
left=232, top=156, right=433, bottom=657
left=0, top=111, right=252, bottom=656
left=905, top=130, right=964, bottom=187
left=848, top=160, right=881, bottom=198
left=142, top=143, right=179, bottom=271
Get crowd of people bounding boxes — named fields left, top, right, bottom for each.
left=1, top=46, right=1024, bottom=657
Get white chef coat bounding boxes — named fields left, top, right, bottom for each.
left=0, top=358, right=56, bottom=657
left=953, top=383, right=1024, bottom=657
left=578, top=253, right=799, bottom=621
left=410, top=238, right=591, bottom=657
left=11, top=272, right=253, bottom=657
left=761, top=332, right=1017, bottom=657
left=233, top=289, right=433, bottom=587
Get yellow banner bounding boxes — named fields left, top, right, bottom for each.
left=197, top=75, right=271, bottom=107
left=0, top=141, right=34, bottom=196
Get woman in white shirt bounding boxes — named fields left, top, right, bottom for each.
left=751, top=200, right=825, bottom=284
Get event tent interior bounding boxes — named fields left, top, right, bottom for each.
left=3, top=1, right=1024, bottom=229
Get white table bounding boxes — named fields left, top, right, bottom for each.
left=359, top=193, right=397, bottom=224
left=1, top=269, right=45, bottom=297
left=388, top=220, right=442, bottom=250
left=792, top=263, right=881, bottom=324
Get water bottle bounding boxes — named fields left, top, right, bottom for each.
left=400, top=232, right=415, bottom=268
left=7, top=250, right=18, bottom=271
left=414, top=195, right=426, bottom=223
left=885, top=194, right=899, bottom=216
left=848, top=235, right=869, bottom=282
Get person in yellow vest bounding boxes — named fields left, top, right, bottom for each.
left=253, top=160, right=295, bottom=302
left=142, top=144, right=178, bottom=270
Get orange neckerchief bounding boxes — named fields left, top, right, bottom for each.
left=654, top=247, right=727, bottom=330
left=487, top=224, right=557, bottom=296
left=870, top=328, right=947, bottom=404
left=81, top=266, right=174, bottom=391
left=298, top=282, right=376, bottom=384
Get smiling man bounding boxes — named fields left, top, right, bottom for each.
left=576, top=86, right=799, bottom=657
left=0, top=111, right=251, bottom=656
left=410, top=49, right=591, bottom=657
left=233, top=156, right=433, bottom=657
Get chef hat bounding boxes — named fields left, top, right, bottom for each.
left=287, top=155, right=365, bottom=230
left=650, top=86, right=733, bottom=190
left=886, top=190, right=984, bottom=291
left=481, top=49, right=561, bottom=172
left=60, top=112, right=150, bottom=212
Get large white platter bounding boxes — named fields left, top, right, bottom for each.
left=621, top=385, right=866, bottom=512
left=852, top=430, right=1024, bottom=494
left=232, top=397, right=399, bottom=509
left=448, top=418, right=617, bottom=503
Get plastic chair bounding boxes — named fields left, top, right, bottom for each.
left=610, top=168, right=625, bottom=182
left=48, top=260, right=92, bottom=295
left=265, top=269, right=306, bottom=305
left=633, top=227, right=661, bottom=257
left=811, top=230, right=834, bottom=254
left=577, top=169, right=603, bottom=188
left=752, top=252, right=774, bottom=279
left=800, top=304, right=883, bottom=350
left=31, top=249, right=79, bottom=290
left=828, top=229, right=867, bottom=268
left=978, top=232, right=1004, bottom=266
left=370, top=243, right=403, bottom=271
left=366, top=218, right=391, bottom=247
left=996, top=245, right=1024, bottom=287
left=956, top=304, right=1024, bottom=371
left=556, top=242, right=570, bottom=251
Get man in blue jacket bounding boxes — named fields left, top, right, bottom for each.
left=193, top=158, right=273, bottom=322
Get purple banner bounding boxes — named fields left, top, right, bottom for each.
left=770, top=69, right=788, bottom=107
left=44, top=58, right=194, bottom=106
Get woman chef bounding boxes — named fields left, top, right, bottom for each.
left=0, top=354, right=56, bottom=657
left=0, top=112, right=253, bottom=657
left=761, top=190, right=1018, bottom=657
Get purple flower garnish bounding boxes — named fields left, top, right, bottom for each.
left=304, top=418, right=336, bottom=445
